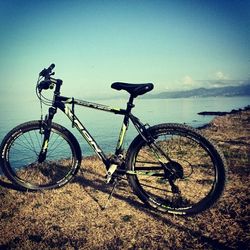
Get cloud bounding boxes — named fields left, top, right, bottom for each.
left=215, top=71, right=229, bottom=80
left=197, top=71, right=248, bottom=88
left=174, top=71, right=248, bottom=91
left=182, top=75, right=194, bottom=86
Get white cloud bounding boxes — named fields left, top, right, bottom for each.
left=182, top=75, right=194, bottom=86
left=215, top=71, right=229, bottom=80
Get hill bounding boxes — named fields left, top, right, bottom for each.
left=148, top=83, right=250, bottom=99
left=0, top=109, right=249, bottom=249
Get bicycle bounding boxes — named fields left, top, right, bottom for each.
left=0, top=64, right=226, bottom=215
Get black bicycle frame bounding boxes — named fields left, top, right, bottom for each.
left=46, top=94, right=146, bottom=170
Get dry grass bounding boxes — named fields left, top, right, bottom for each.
left=0, top=110, right=249, bottom=249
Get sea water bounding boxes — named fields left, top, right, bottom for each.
left=0, top=96, right=249, bottom=156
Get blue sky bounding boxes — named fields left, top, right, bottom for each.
left=0, top=0, right=249, bottom=99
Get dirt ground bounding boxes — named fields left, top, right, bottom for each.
left=0, top=110, right=249, bottom=249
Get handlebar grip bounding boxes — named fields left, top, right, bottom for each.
left=48, top=63, right=55, bottom=72
left=39, top=63, right=55, bottom=77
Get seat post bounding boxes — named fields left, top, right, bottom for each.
left=126, top=95, right=135, bottom=113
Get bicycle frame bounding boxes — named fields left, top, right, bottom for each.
left=45, top=94, right=147, bottom=170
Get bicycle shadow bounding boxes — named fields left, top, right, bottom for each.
left=0, top=168, right=234, bottom=250
left=0, top=178, right=22, bottom=191
left=73, top=171, right=234, bottom=250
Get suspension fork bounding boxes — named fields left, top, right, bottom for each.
left=38, top=107, right=57, bottom=163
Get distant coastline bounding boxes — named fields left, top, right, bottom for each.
left=145, top=83, right=250, bottom=99
left=95, top=83, right=250, bottom=101
left=198, top=105, right=250, bottom=116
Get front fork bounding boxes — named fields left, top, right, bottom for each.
left=38, top=107, right=56, bottom=163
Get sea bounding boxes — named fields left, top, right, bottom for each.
left=0, top=96, right=249, bottom=156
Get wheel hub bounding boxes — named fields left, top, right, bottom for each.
left=163, top=161, right=184, bottom=181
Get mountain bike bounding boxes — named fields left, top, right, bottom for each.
left=0, top=64, right=226, bottom=215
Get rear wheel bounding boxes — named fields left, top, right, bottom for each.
left=126, top=123, right=226, bottom=215
left=0, top=121, right=82, bottom=190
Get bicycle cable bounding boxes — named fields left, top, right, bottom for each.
left=36, top=76, right=52, bottom=120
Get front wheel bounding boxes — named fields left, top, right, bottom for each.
left=126, top=123, right=226, bottom=215
left=0, top=121, right=82, bottom=190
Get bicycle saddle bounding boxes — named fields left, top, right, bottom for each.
left=111, top=82, right=154, bottom=97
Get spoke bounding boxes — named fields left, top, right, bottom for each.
left=21, top=133, right=39, bottom=155
left=47, top=153, right=67, bottom=160
left=139, top=182, right=171, bottom=193
left=34, top=129, right=42, bottom=148
left=136, top=160, right=162, bottom=165
left=127, top=169, right=164, bottom=176
left=47, top=133, right=61, bottom=151
left=150, top=142, right=171, bottom=162
left=9, top=147, right=30, bottom=153
left=22, top=132, right=35, bottom=149
left=135, top=166, right=163, bottom=171
left=12, top=141, right=38, bottom=155
left=47, top=145, right=69, bottom=159
left=47, top=138, right=67, bottom=157
left=27, top=131, right=37, bottom=154
left=10, top=156, right=36, bottom=164
left=14, top=135, right=34, bottom=151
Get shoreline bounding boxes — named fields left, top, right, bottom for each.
left=197, top=105, right=250, bottom=129
left=197, top=105, right=250, bottom=116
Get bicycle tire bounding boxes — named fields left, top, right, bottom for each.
left=126, top=123, right=226, bottom=215
left=0, top=120, right=82, bottom=190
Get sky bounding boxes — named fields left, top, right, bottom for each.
left=0, top=0, right=249, bottom=100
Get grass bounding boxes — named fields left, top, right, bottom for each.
left=0, top=110, right=249, bottom=249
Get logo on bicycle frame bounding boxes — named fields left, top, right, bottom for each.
left=64, top=106, right=102, bottom=153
